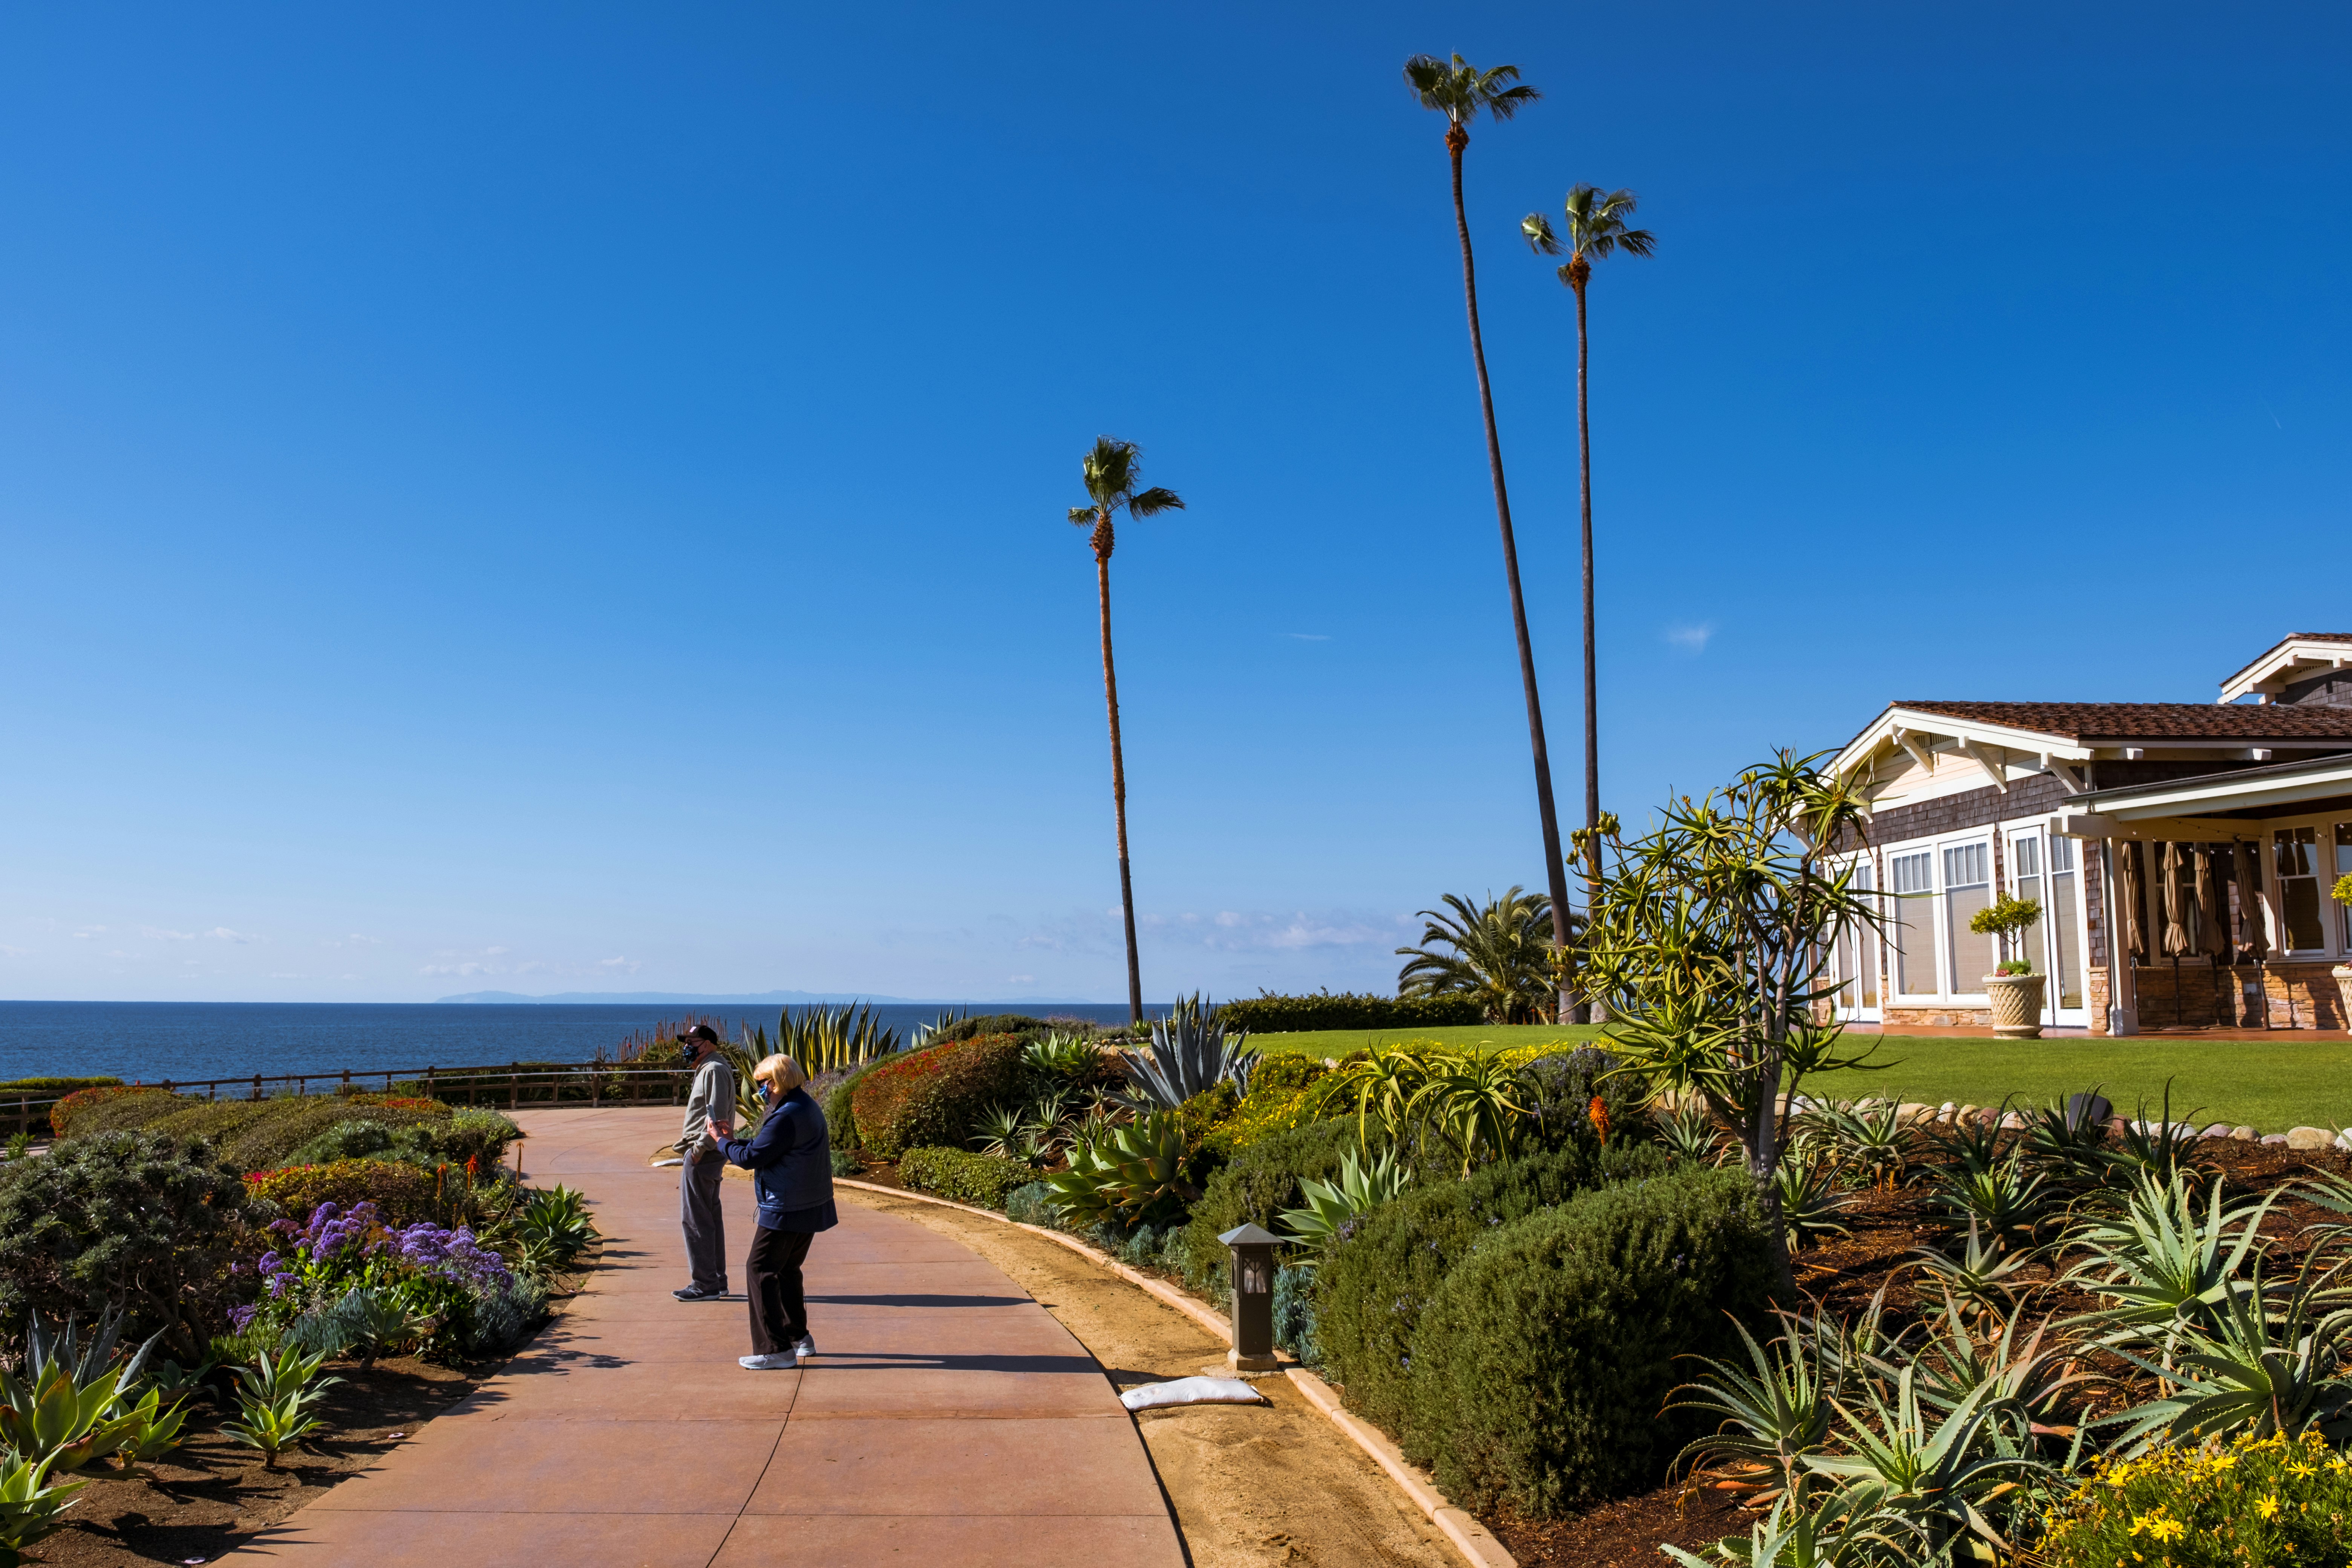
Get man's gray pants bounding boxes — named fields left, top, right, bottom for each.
left=680, top=1155, right=727, bottom=1292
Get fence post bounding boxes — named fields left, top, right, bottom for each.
left=590, top=1066, right=599, bottom=1109
left=510, top=1069, right=518, bottom=1112
left=252, top=1074, right=263, bottom=1102
left=16, top=1095, right=24, bottom=1140
left=341, top=1068, right=351, bottom=1093
left=426, top=1066, right=436, bottom=1102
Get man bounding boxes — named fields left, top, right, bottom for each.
left=672, top=1024, right=735, bottom=1301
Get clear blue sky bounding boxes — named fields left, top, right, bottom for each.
left=2, top=3, right=2345, bottom=1004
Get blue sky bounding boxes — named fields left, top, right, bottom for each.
left=2, top=3, right=2346, bottom=1004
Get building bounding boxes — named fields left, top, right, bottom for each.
left=1826, top=634, right=2352, bottom=1036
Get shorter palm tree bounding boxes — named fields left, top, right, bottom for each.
left=1395, top=888, right=1578, bottom=1023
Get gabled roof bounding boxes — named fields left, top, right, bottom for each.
left=2218, top=634, right=2352, bottom=702
left=1893, top=701, right=2352, bottom=742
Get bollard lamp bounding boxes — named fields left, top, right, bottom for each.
left=1219, top=1222, right=1283, bottom=1372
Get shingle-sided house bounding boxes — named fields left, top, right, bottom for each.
left=1826, top=634, right=2352, bottom=1036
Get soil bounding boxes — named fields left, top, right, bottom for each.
left=841, top=1185, right=1459, bottom=1568
left=31, top=1250, right=598, bottom=1568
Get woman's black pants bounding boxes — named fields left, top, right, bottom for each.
left=747, top=1223, right=813, bottom=1354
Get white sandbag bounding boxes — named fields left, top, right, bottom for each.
left=1119, top=1376, right=1269, bottom=1411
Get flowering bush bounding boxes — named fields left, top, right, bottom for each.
left=239, top=1199, right=513, bottom=1361
left=2032, top=1432, right=2352, bottom=1567
left=50, top=1085, right=184, bottom=1137
left=245, top=1159, right=468, bottom=1228
left=850, top=1036, right=1027, bottom=1158
left=1199, top=1054, right=1331, bottom=1156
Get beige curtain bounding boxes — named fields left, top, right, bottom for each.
left=2161, top=842, right=2191, bottom=957
left=2194, top=845, right=2226, bottom=957
left=2117, top=840, right=2144, bottom=960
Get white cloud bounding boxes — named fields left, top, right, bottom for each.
left=1284, top=632, right=1331, bottom=642
left=419, top=961, right=501, bottom=977
left=0, top=945, right=25, bottom=958
left=207, top=927, right=260, bottom=944
left=1006, top=974, right=1035, bottom=984
left=73, top=926, right=107, bottom=939
left=597, top=956, right=640, bottom=974
left=348, top=934, right=381, bottom=945
left=140, top=926, right=196, bottom=941
left=486, top=946, right=511, bottom=957
left=1664, top=622, right=1714, bottom=655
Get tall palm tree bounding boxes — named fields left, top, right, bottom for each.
left=1069, top=436, right=1185, bottom=1026
left=1394, top=887, right=1572, bottom=1024
left=1522, top=187, right=1655, bottom=978
left=1402, top=54, right=1579, bottom=1024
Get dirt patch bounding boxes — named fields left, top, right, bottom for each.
left=841, top=1187, right=1458, bottom=1568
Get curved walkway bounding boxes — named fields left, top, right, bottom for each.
left=232, top=1105, right=1185, bottom=1568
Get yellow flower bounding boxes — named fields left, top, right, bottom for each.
left=2289, top=1461, right=2316, bottom=1479
left=2147, top=1516, right=2185, bottom=1543
left=2107, top=1462, right=2135, bottom=1488
left=2256, top=1494, right=2281, bottom=1519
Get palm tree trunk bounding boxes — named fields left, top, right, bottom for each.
left=1097, top=542, right=1145, bottom=1025
left=1573, top=273, right=1601, bottom=1026
left=1447, top=130, right=1574, bottom=1023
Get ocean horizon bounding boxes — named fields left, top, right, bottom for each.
left=0, top=999, right=1159, bottom=1087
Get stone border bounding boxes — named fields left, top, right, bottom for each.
left=836, top=1176, right=1515, bottom=1568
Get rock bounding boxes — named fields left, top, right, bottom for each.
left=1956, top=1104, right=1981, bottom=1126
left=2231, top=1126, right=2257, bottom=1141
left=2261, top=1133, right=2289, bottom=1145
left=1999, top=1112, right=2027, bottom=1131
left=2199, top=1123, right=2234, bottom=1139
left=1897, top=1102, right=1935, bottom=1125
left=2286, top=1127, right=2333, bottom=1150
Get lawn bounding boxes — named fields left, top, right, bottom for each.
left=1248, top=1026, right=2352, bottom=1133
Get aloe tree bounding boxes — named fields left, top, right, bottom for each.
left=1069, top=436, right=1184, bottom=1024
left=1522, top=187, right=1655, bottom=945
left=1402, top=54, right=1578, bottom=1022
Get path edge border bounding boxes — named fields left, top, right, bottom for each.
left=835, top=1175, right=1515, bottom=1568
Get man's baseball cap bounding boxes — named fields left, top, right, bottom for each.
left=679, top=1024, right=720, bottom=1046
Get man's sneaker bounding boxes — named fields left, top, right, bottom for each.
left=674, top=1284, right=726, bottom=1301
left=739, top=1353, right=795, bottom=1371
left=792, top=1334, right=816, bottom=1365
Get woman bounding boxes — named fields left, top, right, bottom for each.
left=706, top=1052, right=836, bottom=1370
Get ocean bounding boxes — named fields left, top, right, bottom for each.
left=0, top=1000, right=1145, bottom=1088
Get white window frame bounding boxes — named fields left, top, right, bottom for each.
left=2000, top=815, right=2092, bottom=1027
left=1826, top=851, right=1883, bottom=1023
left=1880, top=827, right=1995, bottom=1005
left=2259, top=812, right=2352, bottom=960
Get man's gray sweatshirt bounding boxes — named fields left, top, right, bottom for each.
left=676, top=1057, right=736, bottom=1159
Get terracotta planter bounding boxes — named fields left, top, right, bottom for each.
left=1985, top=973, right=2046, bottom=1039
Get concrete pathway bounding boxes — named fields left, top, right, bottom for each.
left=233, top=1106, right=1185, bottom=1568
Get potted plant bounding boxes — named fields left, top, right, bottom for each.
left=2331, top=875, right=2352, bottom=985
left=1969, top=895, right=2045, bottom=1038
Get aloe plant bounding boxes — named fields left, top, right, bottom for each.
left=1804, top=1365, right=2049, bottom=1556
left=1022, top=1032, right=1102, bottom=1081
left=1278, top=1149, right=1412, bottom=1242
left=222, top=1387, right=324, bottom=1468
left=0, top=1453, right=84, bottom=1568
left=2065, top=1172, right=2276, bottom=1352
left=1775, top=1148, right=1857, bottom=1248
left=1119, top=1000, right=1257, bottom=1109
left=1668, top=1314, right=1842, bottom=1508
left=1905, top=1222, right=2032, bottom=1320
left=1926, top=1156, right=2050, bottom=1248
left=2103, top=1258, right=2352, bottom=1451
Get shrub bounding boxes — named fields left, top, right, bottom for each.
left=826, top=1059, right=885, bottom=1151
left=1177, top=1118, right=1365, bottom=1300
left=1401, top=1165, right=1775, bottom=1516
left=129, top=1096, right=460, bottom=1174
left=0, top=1129, right=252, bottom=1361
left=1004, top=1180, right=1056, bottom=1227
left=0, top=1076, right=121, bottom=1095
left=1274, top=1263, right=1321, bottom=1365
left=1215, top=991, right=1484, bottom=1034
left=850, top=1036, right=1028, bottom=1159
left=897, top=1146, right=1038, bottom=1210
left=1312, top=1140, right=1672, bottom=1435
left=245, top=1159, right=467, bottom=1228
left=2032, top=1430, right=2352, bottom=1567
left=51, top=1086, right=189, bottom=1137
left=1199, top=1052, right=1333, bottom=1156
left=1518, top=1046, right=1652, bottom=1152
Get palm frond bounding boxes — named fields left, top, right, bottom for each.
left=1520, top=212, right=1562, bottom=256
left=1127, top=485, right=1185, bottom=517
left=1068, top=505, right=1097, bottom=526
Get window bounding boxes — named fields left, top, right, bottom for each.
left=2274, top=826, right=2327, bottom=952
left=1945, top=841, right=1995, bottom=989
left=1834, top=861, right=1878, bottom=1012
left=2048, top=835, right=2083, bottom=1009
left=2011, top=835, right=2043, bottom=970
left=1890, top=851, right=1934, bottom=995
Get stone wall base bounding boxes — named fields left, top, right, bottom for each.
left=1883, top=1006, right=1995, bottom=1029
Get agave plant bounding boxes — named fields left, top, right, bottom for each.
left=1656, top=1099, right=1726, bottom=1165
left=1804, top=1101, right=1914, bottom=1190
left=2103, top=1256, right=2352, bottom=1451
left=2064, top=1172, right=2276, bottom=1351
left=105, top=1387, right=192, bottom=1478
left=1120, top=999, right=1257, bottom=1110
left=1041, top=1110, right=1191, bottom=1227
left=1804, top=1365, right=2049, bottom=1557
left=1776, top=1147, right=1859, bottom=1249
left=1926, top=1156, right=2050, bottom=1248
left=1905, top=1222, right=2034, bottom=1320
left=0, top=1360, right=142, bottom=1474
left=1023, top=1032, right=1103, bottom=1082
left=2104, top=1084, right=2213, bottom=1187
left=2020, top=1090, right=2113, bottom=1190
left=1278, top=1149, right=1413, bottom=1242
left=1668, top=1314, right=1842, bottom=1507
left=0, top=1452, right=85, bottom=1566
left=222, top=1387, right=323, bottom=1469
left=969, top=1104, right=1030, bottom=1161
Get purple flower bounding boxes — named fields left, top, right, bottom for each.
left=230, top=1304, right=259, bottom=1331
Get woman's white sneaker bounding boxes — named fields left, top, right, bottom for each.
left=739, top=1353, right=795, bottom=1370
left=792, top=1335, right=815, bottom=1365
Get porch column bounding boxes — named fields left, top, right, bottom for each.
left=2102, top=838, right=2139, bottom=1035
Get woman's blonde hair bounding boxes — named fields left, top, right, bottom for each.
left=753, top=1054, right=808, bottom=1093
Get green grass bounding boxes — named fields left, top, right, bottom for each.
left=1247, top=1026, right=2352, bottom=1133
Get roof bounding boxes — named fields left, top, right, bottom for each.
left=2221, top=632, right=2352, bottom=690
left=1890, top=700, right=2352, bottom=742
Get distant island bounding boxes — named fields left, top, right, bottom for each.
left=432, top=989, right=1117, bottom=1006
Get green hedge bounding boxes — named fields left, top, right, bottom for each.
left=1518, top=1047, right=1653, bottom=1152
left=850, top=1036, right=1027, bottom=1159
left=1403, top=1165, right=1775, bottom=1516
left=1176, top=1117, right=1365, bottom=1302
left=1312, top=1140, right=1672, bottom=1436
left=929, top=1014, right=1053, bottom=1044
left=245, top=1158, right=471, bottom=1227
left=0, top=1076, right=122, bottom=1094
left=826, top=1060, right=883, bottom=1151
left=1214, top=991, right=1483, bottom=1034
left=897, top=1146, right=1041, bottom=1210
left=52, top=1086, right=192, bottom=1138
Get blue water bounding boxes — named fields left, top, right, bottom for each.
left=0, top=1001, right=1143, bottom=1087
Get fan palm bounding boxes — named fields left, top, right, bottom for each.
left=1394, top=887, right=1562, bottom=1023
left=1402, top=54, right=1577, bottom=1021
left=1522, top=187, right=1655, bottom=952
left=1068, top=436, right=1185, bottom=1024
